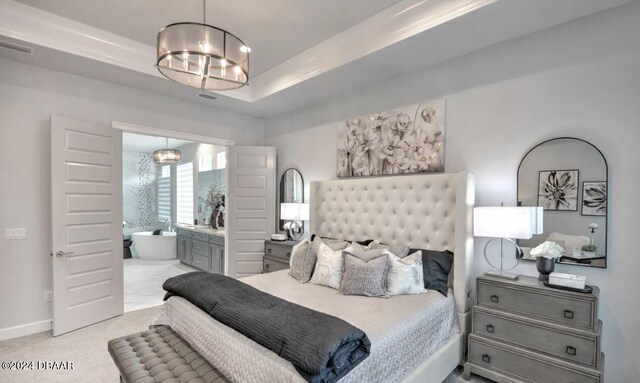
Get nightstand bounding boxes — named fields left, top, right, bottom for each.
left=263, top=239, right=298, bottom=273
left=463, top=275, right=604, bottom=383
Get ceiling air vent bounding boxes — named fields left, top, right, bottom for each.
left=197, top=93, right=218, bottom=101
left=0, top=40, right=34, bottom=55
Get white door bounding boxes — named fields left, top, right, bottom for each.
left=51, top=115, right=123, bottom=336
left=226, top=146, right=276, bottom=278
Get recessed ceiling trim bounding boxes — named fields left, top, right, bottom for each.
left=1, top=0, right=495, bottom=103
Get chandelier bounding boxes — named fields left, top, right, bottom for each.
left=156, top=0, right=250, bottom=91
left=153, top=138, right=182, bottom=164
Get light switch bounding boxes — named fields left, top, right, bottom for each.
left=5, top=228, right=27, bottom=240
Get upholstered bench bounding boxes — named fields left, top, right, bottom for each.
left=108, top=325, right=230, bottom=383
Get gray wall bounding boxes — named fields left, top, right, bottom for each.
left=0, top=58, right=262, bottom=335
left=264, top=3, right=640, bottom=382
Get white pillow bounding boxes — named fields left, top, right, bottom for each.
left=385, top=250, right=424, bottom=296
left=309, top=242, right=352, bottom=289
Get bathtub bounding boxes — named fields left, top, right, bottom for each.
left=131, top=231, right=177, bottom=260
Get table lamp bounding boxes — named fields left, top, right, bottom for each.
left=474, top=206, right=543, bottom=280
left=281, top=203, right=309, bottom=240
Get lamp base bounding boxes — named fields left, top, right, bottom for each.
left=484, top=271, right=520, bottom=280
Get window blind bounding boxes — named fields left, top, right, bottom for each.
left=157, top=165, right=171, bottom=222
left=176, top=162, right=194, bottom=224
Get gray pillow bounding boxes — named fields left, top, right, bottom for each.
left=288, top=241, right=315, bottom=283
left=367, top=240, right=410, bottom=258
left=344, top=249, right=384, bottom=262
left=311, top=236, right=349, bottom=254
left=339, top=253, right=389, bottom=297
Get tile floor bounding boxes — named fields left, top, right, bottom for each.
left=123, top=258, right=197, bottom=312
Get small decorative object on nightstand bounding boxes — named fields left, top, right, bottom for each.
left=463, top=275, right=604, bottom=383
left=474, top=206, right=543, bottom=280
left=263, top=239, right=299, bottom=273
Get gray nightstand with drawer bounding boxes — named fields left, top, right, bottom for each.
left=463, top=275, right=604, bottom=383
left=263, top=239, right=298, bottom=273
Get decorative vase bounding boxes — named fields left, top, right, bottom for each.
left=210, top=208, right=224, bottom=230
left=210, top=209, right=219, bottom=230
left=216, top=209, right=224, bottom=229
left=536, top=257, right=555, bottom=281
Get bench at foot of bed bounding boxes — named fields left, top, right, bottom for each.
left=108, top=325, right=230, bottom=383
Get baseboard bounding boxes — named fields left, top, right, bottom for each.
left=0, top=319, right=52, bottom=341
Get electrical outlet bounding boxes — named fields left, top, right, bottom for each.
left=44, top=291, right=53, bottom=302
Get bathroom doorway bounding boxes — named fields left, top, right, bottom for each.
left=120, top=128, right=228, bottom=312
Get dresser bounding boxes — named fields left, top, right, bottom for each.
left=463, top=275, right=604, bottom=383
left=263, top=240, right=298, bottom=273
left=176, top=227, right=224, bottom=274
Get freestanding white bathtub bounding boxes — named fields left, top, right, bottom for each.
left=132, top=231, right=177, bottom=260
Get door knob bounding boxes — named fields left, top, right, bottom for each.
left=55, top=250, right=74, bottom=257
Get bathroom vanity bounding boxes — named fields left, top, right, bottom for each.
left=176, top=225, right=225, bottom=274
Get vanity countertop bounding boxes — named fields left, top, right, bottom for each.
left=176, top=224, right=225, bottom=237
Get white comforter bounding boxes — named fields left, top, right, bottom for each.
left=154, top=270, right=459, bottom=383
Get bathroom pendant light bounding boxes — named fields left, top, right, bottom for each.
left=156, top=0, right=250, bottom=91
left=153, top=138, right=182, bottom=164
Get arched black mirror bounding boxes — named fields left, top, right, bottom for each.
left=279, top=168, right=304, bottom=232
left=517, top=137, right=608, bottom=268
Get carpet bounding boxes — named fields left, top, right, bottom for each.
left=0, top=305, right=490, bottom=382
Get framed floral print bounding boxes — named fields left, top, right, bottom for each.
left=537, top=170, right=579, bottom=211
left=582, top=181, right=607, bottom=216
left=336, top=99, right=445, bottom=177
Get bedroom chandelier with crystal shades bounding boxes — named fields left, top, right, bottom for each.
left=156, top=0, right=250, bottom=91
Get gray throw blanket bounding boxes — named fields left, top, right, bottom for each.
left=163, top=272, right=371, bottom=383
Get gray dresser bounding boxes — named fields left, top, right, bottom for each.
left=263, top=240, right=298, bottom=273
left=176, top=227, right=224, bottom=274
left=463, top=275, right=604, bottom=383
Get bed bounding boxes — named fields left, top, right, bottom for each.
left=155, top=172, right=475, bottom=383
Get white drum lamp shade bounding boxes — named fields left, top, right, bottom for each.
left=474, top=207, right=543, bottom=239
left=280, top=203, right=310, bottom=221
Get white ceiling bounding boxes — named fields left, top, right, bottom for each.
left=0, top=0, right=635, bottom=119
left=123, top=132, right=192, bottom=152
left=14, top=0, right=402, bottom=76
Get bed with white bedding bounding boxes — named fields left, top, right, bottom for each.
left=155, top=270, right=459, bottom=383
left=155, top=172, right=475, bottom=383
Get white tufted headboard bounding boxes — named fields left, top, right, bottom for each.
left=310, top=172, right=475, bottom=331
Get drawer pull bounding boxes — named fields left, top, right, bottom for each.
left=564, top=309, right=574, bottom=319
left=265, top=263, right=270, bottom=269
left=286, top=252, right=291, bottom=258
left=267, top=248, right=272, bottom=253
left=486, top=324, right=495, bottom=333
left=482, top=354, right=491, bottom=363
left=490, top=295, right=499, bottom=303
left=566, top=346, right=577, bottom=356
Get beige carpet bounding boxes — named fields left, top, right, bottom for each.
left=0, top=306, right=160, bottom=383
left=0, top=305, right=489, bottom=383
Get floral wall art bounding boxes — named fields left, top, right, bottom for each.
left=336, top=99, right=445, bottom=177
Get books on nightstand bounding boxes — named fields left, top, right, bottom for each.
left=549, top=272, right=586, bottom=289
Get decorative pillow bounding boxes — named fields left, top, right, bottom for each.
left=417, top=249, right=454, bottom=296
left=311, top=235, right=349, bottom=255
left=288, top=240, right=315, bottom=283
left=310, top=242, right=353, bottom=289
left=310, top=234, right=373, bottom=247
left=367, top=240, right=410, bottom=258
left=344, top=248, right=384, bottom=262
left=386, top=250, right=424, bottom=296
left=339, top=252, right=389, bottom=297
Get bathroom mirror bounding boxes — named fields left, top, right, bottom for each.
left=517, top=137, right=608, bottom=268
left=279, top=168, right=304, bottom=231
